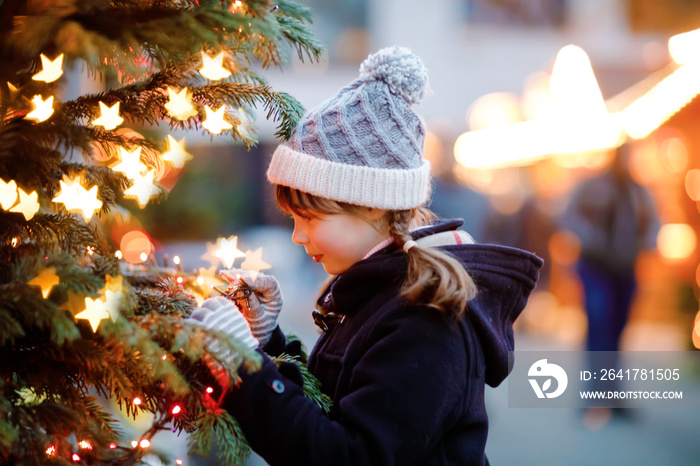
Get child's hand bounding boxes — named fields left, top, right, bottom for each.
left=219, top=270, right=283, bottom=347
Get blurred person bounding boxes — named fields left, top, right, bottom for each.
left=186, top=47, right=542, bottom=465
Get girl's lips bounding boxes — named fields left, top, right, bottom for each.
left=311, top=254, right=323, bottom=263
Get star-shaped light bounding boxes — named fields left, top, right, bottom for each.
left=202, top=105, right=232, bottom=135
left=75, top=297, right=110, bottom=332
left=32, top=54, right=64, bottom=83
left=162, top=135, right=192, bottom=169
left=241, top=247, right=271, bottom=282
left=197, top=266, right=225, bottom=290
left=52, top=177, right=102, bottom=221
left=214, top=235, right=245, bottom=269
left=235, top=107, right=256, bottom=141
left=102, top=274, right=124, bottom=322
left=10, top=187, right=39, bottom=220
left=60, top=290, right=86, bottom=316
left=199, top=52, right=231, bottom=81
left=124, top=170, right=159, bottom=207
left=200, top=241, right=220, bottom=267
left=28, top=266, right=60, bottom=298
left=92, top=101, right=123, bottom=130
left=111, top=147, right=146, bottom=179
left=164, top=87, right=198, bottom=120
left=0, top=178, right=18, bottom=210
left=26, top=95, right=54, bottom=122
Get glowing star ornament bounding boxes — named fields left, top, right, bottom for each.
left=26, top=95, right=54, bottom=122
left=199, top=51, right=231, bottom=80
left=10, top=187, right=40, bottom=220
left=75, top=297, right=110, bottom=332
left=202, top=105, right=232, bottom=134
left=102, top=274, right=124, bottom=322
left=0, top=178, right=18, bottom=210
left=164, top=87, right=197, bottom=120
left=162, top=135, right=192, bottom=168
left=52, top=178, right=102, bottom=221
left=28, top=266, right=60, bottom=298
left=241, top=247, right=271, bottom=281
left=124, top=170, right=159, bottom=207
left=111, top=147, right=146, bottom=179
left=197, top=266, right=225, bottom=290
left=60, top=290, right=87, bottom=316
left=200, top=241, right=220, bottom=267
left=214, top=235, right=245, bottom=269
left=92, top=101, right=124, bottom=130
left=32, top=54, right=64, bottom=83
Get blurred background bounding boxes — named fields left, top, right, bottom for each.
left=84, top=0, right=700, bottom=464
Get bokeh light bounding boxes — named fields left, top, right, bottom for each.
left=657, top=224, right=696, bottom=260
left=120, top=230, right=153, bottom=264
left=467, top=92, right=522, bottom=131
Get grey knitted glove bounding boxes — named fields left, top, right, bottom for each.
left=187, top=297, right=258, bottom=388
left=219, top=269, right=283, bottom=347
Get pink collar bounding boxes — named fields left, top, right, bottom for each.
left=362, top=237, right=395, bottom=260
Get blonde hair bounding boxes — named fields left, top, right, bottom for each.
left=275, top=185, right=477, bottom=318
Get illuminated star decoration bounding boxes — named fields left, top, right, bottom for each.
left=162, top=135, right=192, bottom=169
left=241, top=247, right=271, bottom=282
left=102, top=274, right=124, bottom=322
left=60, top=290, right=87, bottom=316
left=75, top=297, right=111, bottom=332
left=92, top=101, right=124, bottom=130
left=202, top=106, right=232, bottom=135
left=10, top=187, right=40, bottom=220
left=199, top=51, right=231, bottom=81
left=26, top=95, right=54, bottom=122
left=111, top=147, right=146, bottom=179
left=164, top=87, right=198, bottom=120
left=214, top=235, right=245, bottom=269
left=52, top=177, right=103, bottom=221
left=235, top=107, right=256, bottom=141
left=32, top=53, right=64, bottom=83
left=27, top=266, right=60, bottom=298
left=200, top=241, right=220, bottom=267
left=124, top=170, right=160, bottom=207
left=0, top=178, right=18, bottom=210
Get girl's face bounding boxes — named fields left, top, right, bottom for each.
left=291, top=209, right=388, bottom=275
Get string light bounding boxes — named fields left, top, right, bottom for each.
left=171, top=405, right=182, bottom=415
left=173, top=256, right=181, bottom=265
left=26, top=95, right=54, bottom=122
left=78, top=440, right=93, bottom=450
left=164, top=86, right=198, bottom=120
left=111, top=147, right=147, bottom=179
left=0, top=178, right=18, bottom=209
left=206, top=386, right=214, bottom=394
left=46, top=445, right=56, bottom=456
left=241, top=247, right=271, bottom=281
left=115, top=250, right=123, bottom=259
left=139, top=439, right=150, bottom=448
left=202, top=105, right=232, bottom=134
left=75, top=297, right=110, bottom=332
left=27, top=266, right=60, bottom=298
left=86, top=246, right=94, bottom=255
left=92, top=101, right=124, bottom=130
left=124, top=170, right=159, bottom=208
left=131, top=441, right=138, bottom=448
left=133, top=397, right=142, bottom=405
left=109, top=442, right=117, bottom=449
left=32, top=54, right=64, bottom=83
left=72, top=453, right=81, bottom=462
left=176, top=460, right=183, bottom=465
left=199, top=51, right=231, bottom=80
left=11, top=237, right=19, bottom=247
left=214, top=235, right=245, bottom=268
left=139, top=252, right=148, bottom=262
left=10, top=187, right=40, bottom=220
left=52, top=177, right=103, bottom=221
left=162, top=135, right=192, bottom=168
left=176, top=276, right=184, bottom=284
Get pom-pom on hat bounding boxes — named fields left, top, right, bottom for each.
left=267, top=46, right=431, bottom=210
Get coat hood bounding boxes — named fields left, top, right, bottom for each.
left=321, top=219, right=543, bottom=388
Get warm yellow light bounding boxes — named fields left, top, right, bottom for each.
left=199, top=51, right=231, bottom=81
left=657, top=223, right=696, bottom=260
left=621, top=63, right=700, bottom=139
left=660, top=137, right=688, bottom=173
left=241, top=247, right=272, bottom=281
left=162, top=135, right=192, bottom=168
left=32, top=54, right=64, bottom=83
left=115, top=250, right=123, bottom=259
left=111, top=147, right=146, bottom=179
left=202, top=105, right=232, bottom=134
left=52, top=177, right=103, bottom=221
left=196, top=277, right=205, bottom=285
left=197, top=266, right=224, bottom=290
left=466, top=92, right=521, bottom=131
left=668, top=28, right=700, bottom=65
left=28, top=266, right=60, bottom=298
left=164, top=86, right=198, bottom=120
left=139, top=252, right=148, bottom=262
left=214, top=235, right=245, bottom=269
left=124, top=170, right=159, bottom=207
left=685, top=169, right=700, bottom=201
left=693, top=310, right=700, bottom=350
left=26, top=95, right=54, bottom=122
left=92, top=101, right=124, bottom=130
left=549, top=45, right=608, bottom=118
left=75, top=297, right=110, bottom=332
left=10, top=187, right=40, bottom=220
left=131, top=441, right=138, bottom=448
left=139, top=439, right=150, bottom=448
left=173, top=255, right=181, bottom=265
left=103, top=274, right=124, bottom=323
left=0, top=178, right=18, bottom=210
left=78, top=440, right=92, bottom=450
left=120, top=230, right=152, bottom=264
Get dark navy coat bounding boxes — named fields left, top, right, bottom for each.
left=223, top=220, right=542, bottom=465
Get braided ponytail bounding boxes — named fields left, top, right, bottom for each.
left=387, top=210, right=477, bottom=318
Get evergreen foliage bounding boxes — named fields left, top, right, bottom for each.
left=0, top=0, right=324, bottom=464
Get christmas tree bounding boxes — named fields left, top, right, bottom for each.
left=0, top=1, right=323, bottom=464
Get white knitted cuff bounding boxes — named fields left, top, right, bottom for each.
left=267, top=145, right=431, bottom=210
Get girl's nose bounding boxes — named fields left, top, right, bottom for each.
left=292, top=219, right=307, bottom=245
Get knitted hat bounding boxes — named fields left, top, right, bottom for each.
left=267, top=46, right=431, bottom=210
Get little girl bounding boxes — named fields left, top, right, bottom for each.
left=190, top=47, right=543, bottom=466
